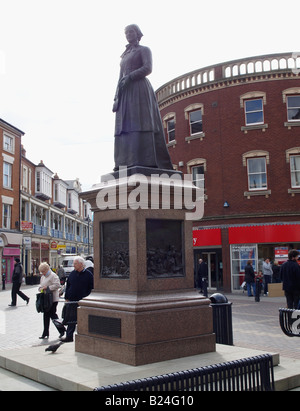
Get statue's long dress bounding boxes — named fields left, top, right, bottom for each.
left=114, top=44, right=173, bottom=171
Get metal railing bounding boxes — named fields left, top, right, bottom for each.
left=279, top=308, right=300, bottom=337
left=95, top=354, right=275, bottom=392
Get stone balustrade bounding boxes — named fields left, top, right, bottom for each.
left=156, top=52, right=300, bottom=105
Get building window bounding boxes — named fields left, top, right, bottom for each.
left=3, top=134, right=14, bottom=153
left=22, top=166, right=28, bottom=191
left=3, top=162, right=12, bottom=188
left=167, top=119, right=175, bottom=143
left=290, top=155, right=300, bottom=188
left=231, top=244, right=257, bottom=291
left=247, top=157, right=267, bottom=191
left=2, top=204, right=11, bottom=229
left=287, top=96, right=300, bottom=122
left=192, top=165, right=205, bottom=189
left=244, top=99, right=264, bottom=125
left=189, top=110, right=203, bottom=135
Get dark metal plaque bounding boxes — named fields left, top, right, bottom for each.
left=146, top=219, right=185, bottom=279
left=88, top=315, right=121, bottom=338
left=101, top=220, right=129, bottom=279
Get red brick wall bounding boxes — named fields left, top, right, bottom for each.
left=161, top=77, right=300, bottom=225
left=0, top=123, right=22, bottom=230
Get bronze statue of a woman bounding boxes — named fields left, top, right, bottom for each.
left=113, top=24, right=173, bottom=172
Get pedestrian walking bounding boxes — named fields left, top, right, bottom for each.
left=8, top=258, right=29, bottom=307
left=244, top=260, right=256, bottom=297
left=60, top=256, right=93, bottom=342
left=38, top=262, right=66, bottom=339
left=197, top=258, right=208, bottom=294
left=56, top=265, right=66, bottom=285
left=255, top=271, right=263, bottom=302
left=262, top=258, right=273, bottom=296
left=281, top=249, right=300, bottom=309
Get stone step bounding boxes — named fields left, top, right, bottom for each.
left=0, top=367, right=56, bottom=391
left=1, top=343, right=300, bottom=391
left=273, top=357, right=300, bottom=391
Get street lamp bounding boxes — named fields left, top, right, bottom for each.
left=86, top=216, right=91, bottom=255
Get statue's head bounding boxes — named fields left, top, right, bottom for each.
left=124, top=24, right=143, bottom=42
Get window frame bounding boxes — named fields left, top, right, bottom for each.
left=247, top=157, right=268, bottom=191
left=290, top=154, right=300, bottom=188
left=286, top=95, right=300, bottom=123
left=244, top=98, right=264, bottom=126
left=191, top=165, right=205, bottom=189
left=2, top=204, right=11, bottom=229
left=3, top=134, right=14, bottom=154
left=189, top=109, right=203, bottom=136
left=3, top=162, right=12, bottom=189
left=167, top=119, right=175, bottom=143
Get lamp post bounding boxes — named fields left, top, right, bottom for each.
left=86, top=216, right=91, bottom=255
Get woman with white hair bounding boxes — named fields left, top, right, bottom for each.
left=38, top=262, right=65, bottom=339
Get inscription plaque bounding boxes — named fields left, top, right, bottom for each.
left=89, top=315, right=121, bottom=338
left=146, top=219, right=184, bottom=278
left=101, top=220, right=129, bottom=279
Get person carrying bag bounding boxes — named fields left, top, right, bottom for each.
left=37, top=262, right=66, bottom=339
left=36, top=288, right=53, bottom=313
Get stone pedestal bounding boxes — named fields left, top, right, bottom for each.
left=76, top=171, right=215, bottom=366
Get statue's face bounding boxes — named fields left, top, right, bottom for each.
left=125, top=27, right=138, bottom=44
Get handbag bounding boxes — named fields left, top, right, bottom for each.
left=35, top=289, right=53, bottom=313
left=62, top=302, right=78, bottom=325
left=36, top=293, right=44, bottom=313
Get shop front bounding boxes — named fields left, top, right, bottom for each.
left=193, top=228, right=223, bottom=291
left=229, top=223, right=300, bottom=291
left=193, top=222, right=300, bottom=292
left=0, top=232, right=22, bottom=284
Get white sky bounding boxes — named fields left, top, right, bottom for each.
left=0, top=0, right=299, bottom=190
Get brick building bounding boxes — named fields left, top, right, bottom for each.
left=157, top=52, right=300, bottom=292
left=0, top=118, right=24, bottom=282
left=0, top=118, right=93, bottom=284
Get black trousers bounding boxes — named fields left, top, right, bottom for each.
left=42, top=302, right=59, bottom=336
left=11, top=282, right=29, bottom=306
left=285, top=291, right=300, bottom=309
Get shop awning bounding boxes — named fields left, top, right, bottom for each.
left=228, top=223, right=300, bottom=244
left=193, top=228, right=222, bottom=247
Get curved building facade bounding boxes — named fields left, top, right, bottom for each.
left=157, top=52, right=300, bottom=292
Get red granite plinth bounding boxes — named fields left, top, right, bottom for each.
left=76, top=175, right=215, bottom=365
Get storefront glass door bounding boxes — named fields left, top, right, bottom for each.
left=202, top=252, right=216, bottom=289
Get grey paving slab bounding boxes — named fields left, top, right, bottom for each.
left=1, top=285, right=300, bottom=391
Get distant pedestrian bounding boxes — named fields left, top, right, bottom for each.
left=262, top=258, right=273, bottom=296
left=60, top=256, right=93, bottom=342
left=244, top=260, right=256, bottom=297
left=2, top=272, right=5, bottom=290
left=272, top=260, right=281, bottom=283
left=281, top=249, right=300, bottom=309
left=57, top=265, right=66, bottom=285
left=38, top=262, right=65, bottom=339
left=8, top=258, right=29, bottom=307
left=255, top=271, right=263, bottom=302
left=197, top=258, right=208, bottom=294
left=85, top=259, right=94, bottom=276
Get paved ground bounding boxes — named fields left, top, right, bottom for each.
left=229, top=293, right=300, bottom=360
left=0, top=284, right=64, bottom=351
left=0, top=284, right=299, bottom=361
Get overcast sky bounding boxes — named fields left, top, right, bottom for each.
left=0, top=0, right=299, bottom=190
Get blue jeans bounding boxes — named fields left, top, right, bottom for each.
left=264, top=275, right=271, bottom=295
left=247, top=282, right=256, bottom=296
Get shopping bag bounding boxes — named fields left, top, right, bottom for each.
left=62, top=302, right=78, bottom=325
left=35, top=291, right=53, bottom=313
